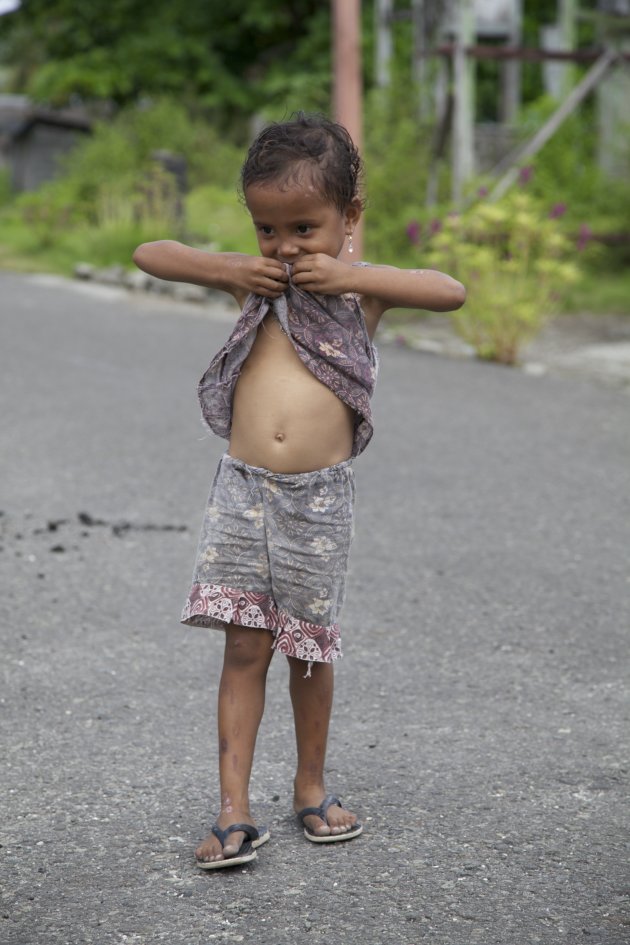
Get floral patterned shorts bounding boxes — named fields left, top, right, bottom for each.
left=181, top=453, right=355, bottom=666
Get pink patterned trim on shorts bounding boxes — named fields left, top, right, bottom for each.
left=181, top=583, right=341, bottom=665
left=274, top=610, right=341, bottom=664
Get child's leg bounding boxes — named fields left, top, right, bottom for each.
left=288, top=657, right=359, bottom=837
left=195, top=623, right=274, bottom=864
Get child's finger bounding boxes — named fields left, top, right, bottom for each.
left=264, top=261, right=289, bottom=280
left=256, top=276, right=288, bottom=297
left=291, top=256, right=317, bottom=274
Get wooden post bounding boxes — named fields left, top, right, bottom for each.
left=501, top=0, right=523, bottom=122
left=412, top=0, right=426, bottom=114
left=558, top=0, right=578, bottom=96
left=332, top=0, right=364, bottom=260
left=452, top=0, right=475, bottom=206
left=375, top=0, right=393, bottom=89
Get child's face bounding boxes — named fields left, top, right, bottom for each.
left=245, top=180, right=360, bottom=264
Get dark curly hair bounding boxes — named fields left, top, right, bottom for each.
left=240, top=113, right=365, bottom=213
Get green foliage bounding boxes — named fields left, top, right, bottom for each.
left=514, top=99, right=597, bottom=219
left=0, top=98, right=245, bottom=266
left=487, top=100, right=630, bottom=275
left=58, top=98, right=243, bottom=193
left=0, top=0, right=331, bottom=119
left=185, top=185, right=258, bottom=255
left=426, top=191, right=580, bottom=364
left=362, top=84, right=433, bottom=267
left=562, top=267, right=630, bottom=315
left=0, top=168, right=13, bottom=208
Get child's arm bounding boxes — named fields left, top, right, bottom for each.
left=291, top=254, right=465, bottom=334
left=132, top=240, right=288, bottom=307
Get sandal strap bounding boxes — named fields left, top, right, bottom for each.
left=320, top=794, right=343, bottom=818
left=299, top=794, right=343, bottom=823
left=211, top=822, right=259, bottom=846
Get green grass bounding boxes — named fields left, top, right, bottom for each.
left=561, top=267, right=630, bottom=315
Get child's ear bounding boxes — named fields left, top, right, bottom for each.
left=345, top=198, right=362, bottom=228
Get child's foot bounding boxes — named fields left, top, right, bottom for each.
left=294, top=789, right=362, bottom=841
left=195, top=810, right=268, bottom=866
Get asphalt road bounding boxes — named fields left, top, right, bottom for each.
left=1, top=272, right=629, bottom=945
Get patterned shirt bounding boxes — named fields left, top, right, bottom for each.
left=197, top=271, right=379, bottom=457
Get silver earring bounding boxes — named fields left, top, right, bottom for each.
left=348, top=234, right=354, bottom=254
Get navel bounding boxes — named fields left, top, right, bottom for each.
left=274, top=432, right=285, bottom=442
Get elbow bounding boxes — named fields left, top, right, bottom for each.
left=132, top=239, right=177, bottom=273
left=450, top=280, right=466, bottom=311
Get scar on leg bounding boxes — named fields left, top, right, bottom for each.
left=220, top=737, right=229, bottom=754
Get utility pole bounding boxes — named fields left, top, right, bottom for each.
left=332, top=0, right=363, bottom=259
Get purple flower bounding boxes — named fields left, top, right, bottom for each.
left=549, top=202, right=567, bottom=219
left=577, top=223, right=593, bottom=252
left=518, top=165, right=534, bottom=186
left=406, top=220, right=421, bottom=245
left=429, top=218, right=443, bottom=235
left=477, top=186, right=489, bottom=198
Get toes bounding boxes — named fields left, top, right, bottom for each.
left=196, top=847, right=222, bottom=863
left=196, top=827, right=249, bottom=863
left=222, top=840, right=243, bottom=858
left=306, top=817, right=331, bottom=836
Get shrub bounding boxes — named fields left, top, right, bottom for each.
left=426, top=191, right=579, bottom=364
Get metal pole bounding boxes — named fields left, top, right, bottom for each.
left=332, top=0, right=364, bottom=259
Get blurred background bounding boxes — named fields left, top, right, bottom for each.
left=0, top=0, right=628, bottom=356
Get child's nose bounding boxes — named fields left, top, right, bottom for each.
left=278, top=238, right=299, bottom=258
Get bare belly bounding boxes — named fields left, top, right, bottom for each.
left=229, top=315, right=355, bottom=473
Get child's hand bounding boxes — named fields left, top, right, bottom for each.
left=237, top=256, right=289, bottom=298
left=291, top=255, right=352, bottom=296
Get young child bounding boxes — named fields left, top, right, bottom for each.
left=133, top=113, right=465, bottom=869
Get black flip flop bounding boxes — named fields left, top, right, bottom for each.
left=297, top=794, right=363, bottom=844
left=196, top=822, right=269, bottom=870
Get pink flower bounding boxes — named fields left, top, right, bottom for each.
left=549, top=202, right=567, bottom=219
left=518, top=165, right=534, bottom=186
left=406, top=220, right=421, bottom=244
left=577, top=224, right=593, bottom=252
left=429, top=218, right=442, bottom=235
left=477, top=186, right=489, bottom=198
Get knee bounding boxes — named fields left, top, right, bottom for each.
left=224, top=627, right=273, bottom=674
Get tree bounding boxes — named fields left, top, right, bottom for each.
left=0, top=0, right=331, bottom=120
